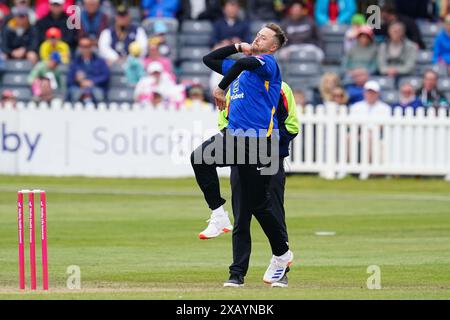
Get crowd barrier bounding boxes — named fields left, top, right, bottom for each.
left=1, top=101, right=449, bottom=180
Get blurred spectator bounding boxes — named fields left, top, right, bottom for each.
left=178, top=0, right=223, bottom=21
left=184, top=85, right=210, bottom=109
left=134, top=61, right=176, bottom=103
left=344, top=13, right=366, bottom=52
left=99, top=5, right=147, bottom=66
left=395, top=0, right=438, bottom=21
left=2, top=0, right=37, bottom=26
left=280, top=0, right=324, bottom=62
left=345, top=67, right=369, bottom=105
left=67, top=37, right=110, bottom=103
left=149, top=89, right=165, bottom=108
left=393, top=83, right=422, bottom=111
left=35, top=0, right=78, bottom=51
left=79, top=0, right=109, bottom=42
left=35, top=0, right=75, bottom=20
left=317, top=72, right=341, bottom=104
left=124, top=41, right=145, bottom=86
left=376, top=3, right=426, bottom=49
left=39, top=27, right=71, bottom=64
left=28, top=52, right=63, bottom=102
left=342, top=26, right=377, bottom=75
left=211, top=0, right=250, bottom=47
left=350, top=81, right=391, bottom=117
left=416, top=69, right=449, bottom=109
left=147, top=21, right=171, bottom=58
left=1, top=7, right=38, bottom=64
left=293, top=89, right=306, bottom=107
left=143, top=37, right=175, bottom=80
left=433, top=14, right=450, bottom=70
left=314, top=0, right=356, bottom=27
left=377, top=22, right=417, bottom=78
left=247, top=0, right=283, bottom=20
left=0, top=0, right=10, bottom=25
left=331, top=86, right=349, bottom=105
left=1, top=90, right=17, bottom=108
left=0, top=49, right=4, bottom=75
left=141, top=0, right=180, bottom=18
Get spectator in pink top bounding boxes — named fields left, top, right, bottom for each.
left=143, top=37, right=175, bottom=81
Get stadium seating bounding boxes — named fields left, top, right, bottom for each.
left=110, top=75, right=129, bottom=88
left=4, top=60, right=33, bottom=73
left=288, top=50, right=321, bottom=63
left=142, top=18, right=179, bottom=35
left=179, top=75, right=210, bottom=90
left=399, top=76, right=423, bottom=90
left=180, top=61, right=210, bottom=75
left=2, top=73, right=29, bottom=87
left=1, top=87, right=33, bottom=101
left=381, top=90, right=399, bottom=105
left=285, top=63, right=321, bottom=77
left=370, top=76, right=395, bottom=90
left=107, top=88, right=134, bottom=103
left=179, top=46, right=210, bottom=61
left=181, top=20, right=213, bottom=34
left=420, top=22, right=440, bottom=49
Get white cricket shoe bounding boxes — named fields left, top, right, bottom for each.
left=198, top=212, right=233, bottom=240
left=263, top=250, right=293, bottom=284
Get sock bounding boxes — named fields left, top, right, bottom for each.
left=276, top=250, right=291, bottom=261
left=212, top=206, right=226, bottom=217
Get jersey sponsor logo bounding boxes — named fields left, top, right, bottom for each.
left=230, top=93, right=245, bottom=100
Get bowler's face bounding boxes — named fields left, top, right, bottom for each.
left=252, top=27, right=277, bottom=54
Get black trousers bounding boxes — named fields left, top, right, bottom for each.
left=229, top=160, right=288, bottom=277
left=190, top=133, right=288, bottom=257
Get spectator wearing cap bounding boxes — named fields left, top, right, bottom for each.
left=124, top=41, right=146, bottom=85
left=393, top=83, right=422, bottom=111
left=345, top=67, right=369, bottom=105
left=211, top=0, right=251, bottom=47
left=35, top=0, right=77, bottom=51
left=28, top=51, right=63, bottom=102
left=79, top=0, right=109, bottom=43
left=433, top=14, right=450, bottom=71
left=178, top=0, right=223, bottom=21
left=98, top=5, right=147, bottom=66
left=350, top=81, right=391, bottom=117
left=39, top=27, right=71, bottom=64
left=377, top=22, right=417, bottom=78
left=184, top=85, right=210, bottom=110
left=314, top=0, right=356, bottom=27
left=35, top=0, right=74, bottom=20
left=344, top=14, right=366, bottom=52
left=141, top=0, right=180, bottom=18
left=416, top=70, right=449, bottom=109
left=143, top=36, right=175, bottom=81
left=280, top=0, right=324, bottom=62
left=147, top=21, right=172, bottom=58
left=134, top=61, right=176, bottom=103
left=342, top=26, right=378, bottom=75
left=67, top=37, right=110, bottom=103
left=1, top=6, right=38, bottom=64
left=376, top=3, right=426, bottom=49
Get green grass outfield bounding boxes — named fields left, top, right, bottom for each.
left=0, top=175, right=449, bottom=300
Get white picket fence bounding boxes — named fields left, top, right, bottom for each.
left=1, top=101, right=450, bottom=180
left=289, top=104, right=450, bottom=180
